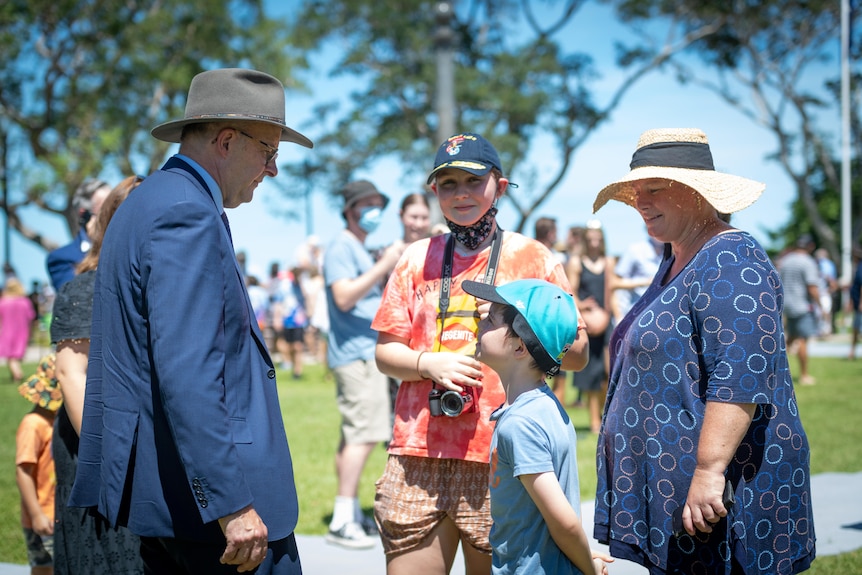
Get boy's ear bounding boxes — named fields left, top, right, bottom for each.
left=512, top=338, right=529, bottom=359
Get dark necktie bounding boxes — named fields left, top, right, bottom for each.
left=221, top=211, right=233, bottom=246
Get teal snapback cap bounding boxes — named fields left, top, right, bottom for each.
left=462, top=278, right=578, bottom=375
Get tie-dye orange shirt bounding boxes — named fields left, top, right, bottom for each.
left=372, top=231, right=571, bottom=463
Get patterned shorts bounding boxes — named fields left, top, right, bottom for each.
left=374, top=454, right=492, bottom=556
left=23, top=528, right=53, bottom=567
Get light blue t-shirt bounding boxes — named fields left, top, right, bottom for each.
left=323, top=230, right=381, bottom=368
left=489, top=385, right=584, bottom=575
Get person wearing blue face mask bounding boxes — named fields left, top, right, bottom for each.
left=322, top=180, right=406, bottom=549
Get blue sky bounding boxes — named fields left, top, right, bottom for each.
left=3, top=2, right=840, bottom=289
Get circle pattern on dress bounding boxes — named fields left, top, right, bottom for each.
left=594, top=232, right=815, bottom=574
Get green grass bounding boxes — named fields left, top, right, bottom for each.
left=0, top=366, right=37, bottom=564
left=0, top=353, right=859, bottom=571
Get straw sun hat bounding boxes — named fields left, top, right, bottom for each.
left=592, top=128, right=765, bottom=215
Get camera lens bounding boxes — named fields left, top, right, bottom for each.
left=440, top=390, right=465, bottom=417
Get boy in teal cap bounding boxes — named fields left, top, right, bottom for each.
left=462, top=279, right=612, bottom=575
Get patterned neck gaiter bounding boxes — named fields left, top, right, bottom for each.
left=446, top=206, right=498, bottom=250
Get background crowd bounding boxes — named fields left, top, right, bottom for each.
left=2, top=160, right=860, bottom=572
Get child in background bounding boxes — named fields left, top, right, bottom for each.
left=462, top=278, right=611, bottom=575
left=16, top=360, right=62, bottom=575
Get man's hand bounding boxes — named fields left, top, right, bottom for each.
left=218, top=505, right=268, bottom=572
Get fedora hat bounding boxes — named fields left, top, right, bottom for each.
left=593, top=128, right=764, bottom=215
left=151, top=68, right=313, bottom=148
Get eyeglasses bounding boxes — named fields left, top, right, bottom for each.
left=236, top=129, right=279, bottom=164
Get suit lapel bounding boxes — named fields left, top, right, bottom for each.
left=161, top=157, right=273, bottom=366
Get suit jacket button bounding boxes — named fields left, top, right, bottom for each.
left=200, top=499, right=208, bottom=508
left=267, top=369, right=276, bottom=379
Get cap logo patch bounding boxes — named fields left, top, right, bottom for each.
left=446, top=135, right=466, bottom=156
left=445, top=133, right=479, bottom=157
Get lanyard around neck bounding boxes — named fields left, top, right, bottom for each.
left=435, top=227, right=503, bottom=353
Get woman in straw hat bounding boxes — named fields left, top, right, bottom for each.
left=592, top=128, right=815, bottom=574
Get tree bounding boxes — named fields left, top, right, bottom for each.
left=283, top=0, right=726, bottom=232
left=0, top=0, right=303, bottom=251
left=612, top=0, right=861, bottom=268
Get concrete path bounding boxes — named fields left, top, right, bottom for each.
left=296, top=471, right=862, bottom=575
left=1, top=471, right=859, bottom=575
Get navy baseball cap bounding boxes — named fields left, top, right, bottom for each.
left=462, top=279, right=579, bottom=376
left=426, top=133, right=504, bottom=184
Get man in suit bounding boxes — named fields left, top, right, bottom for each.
left=69, top=68, right=313, bottom=574
left=46, top=178, right=112, bottom=290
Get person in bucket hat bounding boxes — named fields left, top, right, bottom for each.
left=591, top=129, right=815, bottom=574
left=460, top=279, right=611, bottom=575
left=69, top=69, right=311, bottom=574
left=16, top=356, right=61, bottom=574
left=321, top=179, right=404, bottom=549
left=370, top=132, right=588, bottom=574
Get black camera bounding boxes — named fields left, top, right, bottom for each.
left=428, top=386, right=477, bottom=417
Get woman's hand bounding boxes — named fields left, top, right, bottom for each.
left=678, top=401, right=754, bottom=536
left=679, top=468, right=730, bottom=535
left=422, top=351, right=484, bottom=391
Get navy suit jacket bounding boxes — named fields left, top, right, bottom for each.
left=46, top=229, right=89, bottom=290
left=69, top=159, right=299, bottom=542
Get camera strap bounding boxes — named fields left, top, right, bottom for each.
left=432, top=227, right=503, bottom=387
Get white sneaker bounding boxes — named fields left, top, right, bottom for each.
left=325, top=521, right=376, bottom=549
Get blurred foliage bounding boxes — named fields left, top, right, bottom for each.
left=0, top=0, right=304, bottom=249
left=611, top=0, right=862, bottom=268
left=1, top=0, right=856, bottom=262
left=281, top=0, right=718, bottom=231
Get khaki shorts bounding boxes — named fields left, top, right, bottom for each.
left=333, top=359, right=392, bottom=444
left=374, top=454, right=492, bottom=556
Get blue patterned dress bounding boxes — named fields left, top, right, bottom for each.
left=594, top=232, right=815, bottom=574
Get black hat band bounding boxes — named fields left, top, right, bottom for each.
left=629, top=141, right=715, bottom=171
